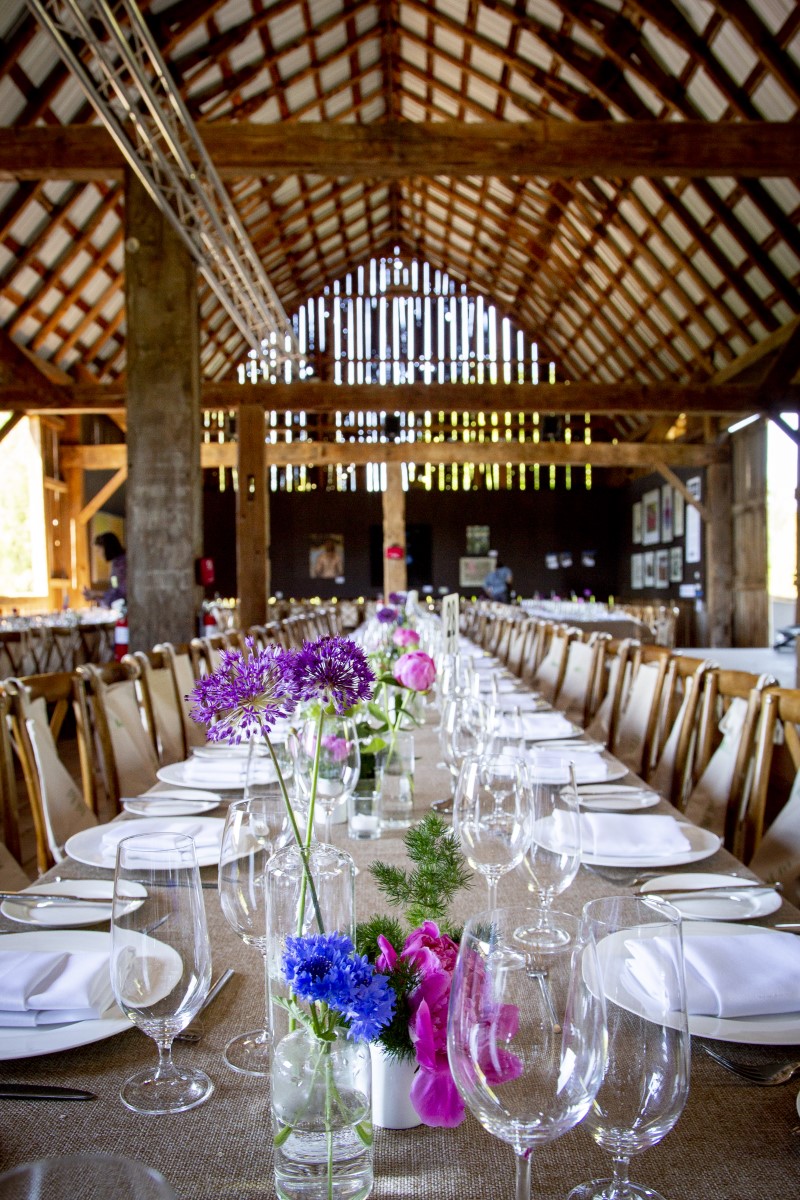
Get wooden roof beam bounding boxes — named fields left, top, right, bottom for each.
left=2, top=121, right=800, bottom=181
left=6, top=379, right=792, bottom=416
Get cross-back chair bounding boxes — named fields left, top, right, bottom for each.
left=528, top=625, right=575, bottom=706
left=648, top=657, right=713, bottom=807
left=609, top=644, right=672, bottom=778
left=75, top=661, right=160, bottom=812
left=552, top=635, right=607, bottom=728
left=129, top=647, right=189, bottom=765
left=747, top=687, right=800, bottom=872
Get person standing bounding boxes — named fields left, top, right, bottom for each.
left=483, top=553, right=513, bottom=603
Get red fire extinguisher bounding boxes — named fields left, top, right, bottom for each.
left=114, top=610, right=129, bottom=661
left=201, top=607, right=219, bottom=637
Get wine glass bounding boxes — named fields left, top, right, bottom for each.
left=517, top=756, right=582, bottom=949
left=292, top=715, right=361, bottom=844
left=435, top=693, right=490, bottom=815
left=452, top=752, right=531, bottom=909
left=0, top=1155, right=177, bottom=1199
left=218, top=793, right=289, bottom=1074
left=567, top=896, right=690, bottom=1200
left=111, top=832, right=213, bottom=1114
left=448, top=906, right=606, bottom=1200
left=436, top=652, right=475, bottom=711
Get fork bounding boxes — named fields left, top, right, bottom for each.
left=702, top=1044, right=800, bottom=1085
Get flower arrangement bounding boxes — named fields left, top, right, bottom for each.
left=278, top=932, right=395, bottom=1045
left=356, top=813, right=474, bottom=1127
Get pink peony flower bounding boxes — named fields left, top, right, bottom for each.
left=321, top=734, right=350, bottom=762
left=392, top=627, right=420, bottom=648
left=374, top=934, right=397, bottom=974
left=393, top=650, right=436, bottom=693
left=402, top=920, right=458, bottom=975
left=408, top=999, right=465, bottom=1127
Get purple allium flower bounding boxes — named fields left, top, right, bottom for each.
left=388, top=592, right=406, bottom=605
left=283, top=932, right=395, bottom=1041
left=376, top=606, right=398, bottom=624
left=187, top=639, right=301, bottom=742
left=294, top=636, right=374, bottom=714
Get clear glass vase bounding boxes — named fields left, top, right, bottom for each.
left=265, top=842, right=356, bottom=1043
left=272, top=1027, right=373, bottom=1200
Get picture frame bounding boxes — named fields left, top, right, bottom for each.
left=685, top=476, right=702, bottom=563
left=632, top=502, right=643, bottom=545
left=631, top=553, right=643, bottom=590
left=642, top=489, right=660, bottom=545
left=459, top=555, right=494, bottom=588
left=661, top=484, right=673, bottom=542
left=643, top=550, right=655, bottom=587
left=309, top=533, right=345, bottom=580
left=670, top=546, right=683, bottom=583
left=656, top=548, right=669, bottom=589
left=673, top=489, right=685, bottom=538
left=466, top=525, right=490, bottom=555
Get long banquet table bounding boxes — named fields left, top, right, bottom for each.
left=1, top=684, right=799, bottom=1197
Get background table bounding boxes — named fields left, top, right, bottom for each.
left=0, top=717, right=798, bottom=1198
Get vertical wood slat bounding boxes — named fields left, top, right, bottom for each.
left=124, top=171, right=202, bottom=651
left=64, top=464, right=89, bottom=605
left=705, top=461, right=733, bottom=648
left=237, top=403, right=269, bottom=628
left=732, top=419, right=769, bottom=647
left=382, top=463, right=406, bottom=599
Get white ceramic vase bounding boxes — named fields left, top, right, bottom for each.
left=369, top=1043, right=421, bottom=1130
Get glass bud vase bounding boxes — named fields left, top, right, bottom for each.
left=272, top=1027, right=373, bottom=1200
left=265, top=842, right=356, bottom=1043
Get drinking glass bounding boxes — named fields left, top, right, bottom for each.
left=218, top=794, right=288, bottom=1074
left=452, top=752, right=531, bottom=909
left=448, top=906, right=606, bottom=1200
left=567, top=896, right=690, bottom=1200
left=0, top=1155, right=177, bottom=1199
left=436, top=652, right=475, bottom=713
left=435, top=693, right=489, bottom=815
left=518, top=756, right=582, bottom=949
left=292, top=715, right=361, bottom=843
left=111, top=832, right=213, bottom=1114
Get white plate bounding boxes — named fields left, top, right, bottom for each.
left=191, top=743, right=251, bottom=759
left=581, top=823, right=721, bottom=867
left=527, top=756, right=628, bottom=786
left=65, top=817, right=225, bottom=869
left=0, top=880, right=145, bottom=928
left=0, top=931, right=130, bottom=1059
left=599, top=921, right=800, bottom=1045
left=157, top=760, right=257, bottom=790
left=578, top=790, right=661, bottom=812
left=123, top=795, right=220, bottom=817
left=640, top=873, right=783, bottom=922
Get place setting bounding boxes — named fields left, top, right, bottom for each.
left=122, top=788, right=221, bottom=817
left=64, top=816, right=226, bottom=870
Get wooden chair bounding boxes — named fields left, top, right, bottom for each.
left=529, top=626, right=574, bottom=705
left=0, top=687, right=22, bottom=865
left=155, top=641, right=207, bottom=749
left=552, top=636, right=606, bottom=728
left=648, top=657, right=713, bottom=808
left=5, top=672, right=98, bottom=874
left=129, top=647, right=189, bottom=765
left=75, top=661, right=160, bottom=812
left=505, top=618, right=535, bottom=677
left=747, top=687, right=800, bottom=870
left=683, top=668, right=775, bottom=855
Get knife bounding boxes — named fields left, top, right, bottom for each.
left=0, top=891, right=113, bottom=906
left=640, top=884, right=780, bottom=899
left=0, top=1083, right=97, bottom=1100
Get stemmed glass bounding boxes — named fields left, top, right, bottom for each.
left=218, top=793, right=288, bottom=1074
left=292, top=715, right=360, bottom=844
left=436, top=652, right=475, bottom=708
left=436, top=693, right=490, bottom=815
left=448, top=906, right=606, bottom=1200
left=567, top=896, right=690, bottom=1200
left=110, top=832, right=213, bottom=1114
left=518, top=756, right=582, bottom=949
left=452, top=752, right=531, bottom=909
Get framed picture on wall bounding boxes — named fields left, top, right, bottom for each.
left=656, top=549, right=669, bottom=588
left=670, top=546, right=683, bottom=583
left=643, top=550, right=655, bottom=586
left=632, top=502, right=643, bottom=544
left=631, top=553, right=643, bottom=590
left=673, top=489, right=685, bottom=538
left=309, top=534, right=345, bottom=580
left=685, top=476, right=702, bottom=563
left=661, top=484, right=673, bottom=542
left=459, top=556, right=494, bottom=588
left=642, top=489, right=660, bottom=545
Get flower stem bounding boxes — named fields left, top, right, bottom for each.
left=264, top=733, right=324, bottom=936
left=297, top=707, right=326, bottom=936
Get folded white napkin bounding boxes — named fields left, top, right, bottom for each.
left=0, top=949, right=113, bottom=1027
left=580, top=813, right=692, bottom=858
left=183, top=757, right=248, bottom=783
left=624, top=931, right=800, bottom=1018
left=101, top=820, right=221, bottom=857
left=498, top=712, right=574, bottom=740
left=526, top=749, right=610, bottom=783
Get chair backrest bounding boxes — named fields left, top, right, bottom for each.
left=553, top=638, right=602, bottom=727
left=0, top=687, right=22, bottom=863
left=682, top=669, right=774, bottom=855
left=75, top=662, right=160, bottom=811
left=531, top=627, right=573, bottom=705
left=505, top=619, right=534, bottom=676
left=649, top=658, right=713, bottom=808
left=157, top=641, right=207, bottom=749
left=610, top=645, right=671, bottom=777
left=747, top=688, right=800, bottom=885
left=5, top=673, right=97, bottom=873
left=129, top=648, right=188, bottom=765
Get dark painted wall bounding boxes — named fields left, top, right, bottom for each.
left=202, top=478, right=627, bottom=603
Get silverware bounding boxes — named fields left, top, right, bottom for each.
left=638, top=882, right=781, bottom=899
left=0, top=1084, right=97, bottom=1100
left=702, top=1045, right=800, bottom=1086
left=175, top=968, right=235, bottom=1043
left=0, top=891, right=112, bottom=907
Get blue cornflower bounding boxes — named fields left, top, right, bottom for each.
left=293, top=636, right=375, bottom=714
left=188, top=639, right=301, bottom=742
left=282, top=933, right=395, bottom=1041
